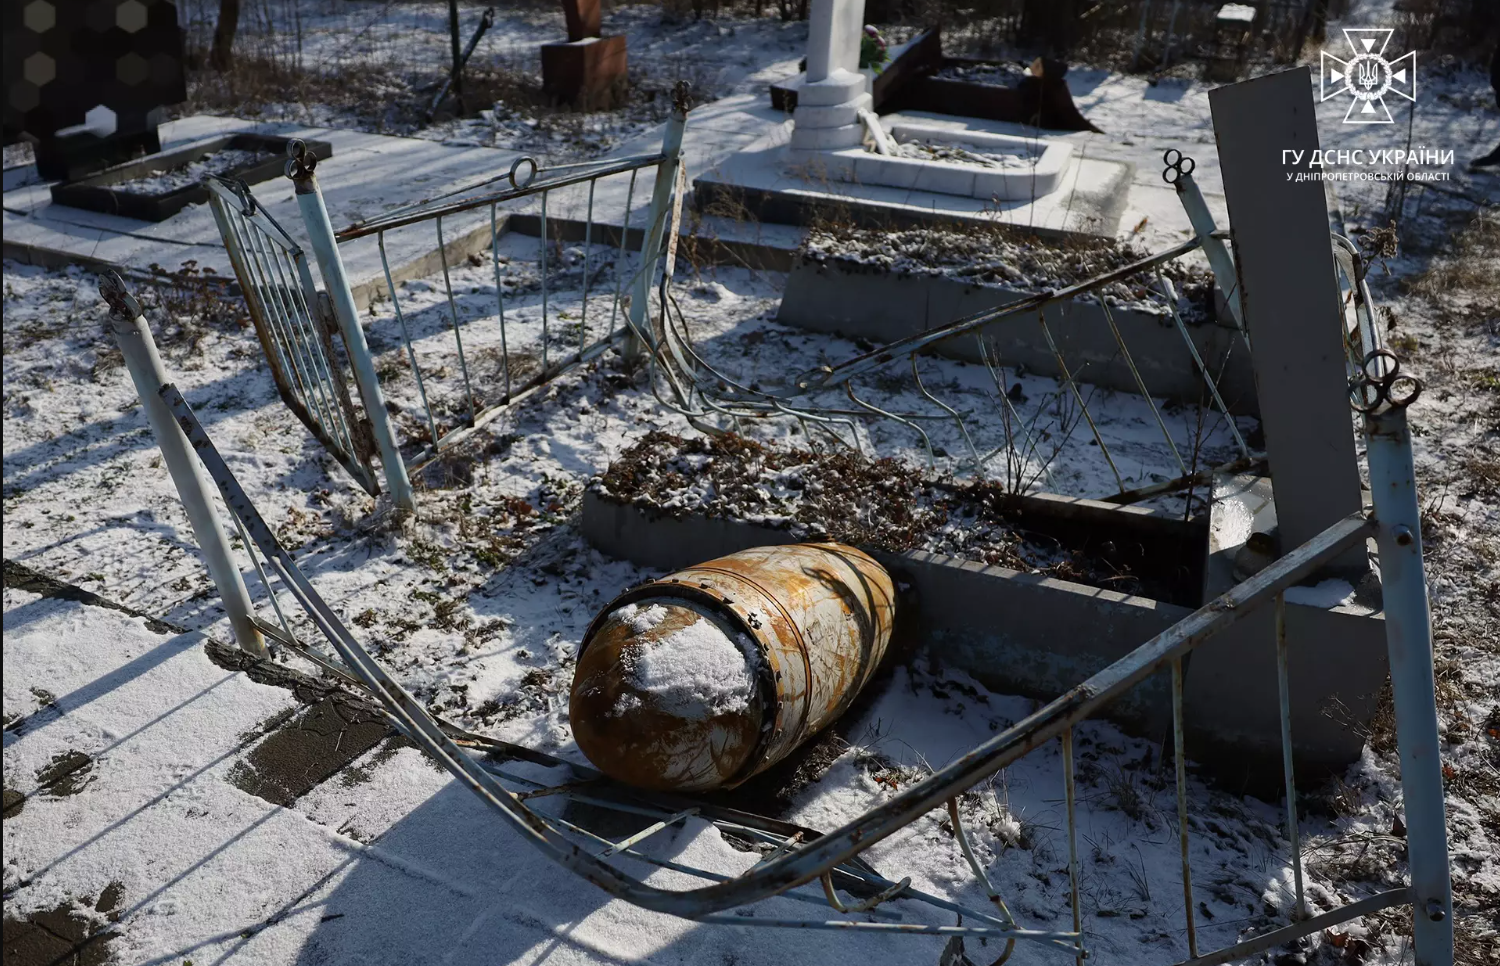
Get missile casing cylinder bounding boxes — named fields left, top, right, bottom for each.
left=570, top=543, right=896, bottom=792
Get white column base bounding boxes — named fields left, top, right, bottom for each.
left=783, top=68, right=868, bottom=106
left=793, top=92, right=873, bottom=130
left=789, top=123, right=867, bottom=152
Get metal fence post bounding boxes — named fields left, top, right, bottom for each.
left=623, top=83, right=690, bottom=362
left=97, top=273, right=267, bottom=657
left=1165, top=157, right=1245, bottom=336
left=286, top=143, right=416, bottom=512
left=1359, top=357, right=1453, bottom=966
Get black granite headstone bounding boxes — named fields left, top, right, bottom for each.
left=4, top=0, right=187, bottom=181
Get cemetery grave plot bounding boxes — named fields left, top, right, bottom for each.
left=703, top=4, right=1132, bottom=237
left=590, top=430, right=1204, bottom=606
left=778, top=218, right=1258, bottom=420
left=798, top=221, right=1220, bottom=312
left=7, top=203, right=1494, bottom=962
left=5, top=0, right=1496, bottom=959
left=833, top=118, right=1081, bottom=200
left=931, top=61, right=1029, bottom=85
left=358, top=243, right=1250, bottom=511
left=885, top=138, right=1043, bottom=169
left=776, top=5, right=1090, bottom=201
left=879, top=54, right=1106, bottom=133
left=114, top=149, right=269, bottom=194
left=48, top=134, right=334, bottom=222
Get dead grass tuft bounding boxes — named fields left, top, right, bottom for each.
left=1404, top=211, right=1500, bottom=313
left=184, top=56, right=434, bottom=133
left=597, top=430, right=1199, bottom=601
left=129, top=262, right=250, bottom=364
left=799, top=218, right=1219, bottom=318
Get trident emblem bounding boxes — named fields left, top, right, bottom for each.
left=1320, top=28, right=1416, bottom=124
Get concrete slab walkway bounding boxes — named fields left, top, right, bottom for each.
left=1, top=567, right=933, bottom=966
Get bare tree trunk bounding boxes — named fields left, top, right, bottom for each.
left=210, top=0, right=240, bottom=72
left=448, top=0, right=464, bottom=113
left=1020, top=0, right=1079, bottom=56
left=1307, top=0, right=1330, bottom=45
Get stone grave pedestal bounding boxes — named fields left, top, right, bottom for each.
left=782, top=0, right=872, bottom=153
left=541, top=0, right=628, bottom=109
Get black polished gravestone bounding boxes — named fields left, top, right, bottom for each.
left=4, top=0, right=187, bottom=181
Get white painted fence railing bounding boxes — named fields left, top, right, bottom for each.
left=206, top=177, right=382, bottom=499
left=98, top=272, right=265, bottom=656
left=203, top=91, right=691, bottom=511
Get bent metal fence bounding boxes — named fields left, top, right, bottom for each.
left=99, top=258, right=1453, bottom=963
left=643, top=152, right=1281, bottom=506
left=206, top=177, right=381, bottom=497
left=640, top=150, right=1398, bottom=512
left=220, top=127, right=1254, bottom=512
left=205, top=91, right=691, bottom=512
left=213, top=126, right=1377, bottom=516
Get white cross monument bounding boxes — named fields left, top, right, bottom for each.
left=777, top=0, right=1079, bottom=204
left=787, top=0, right=871, bottom=152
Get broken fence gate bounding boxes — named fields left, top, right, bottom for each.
left=209, top=107, right=688, bottom=512
left=100, top=266, right=1452, bottom=963
left=207, top=177, right=381, bottom=496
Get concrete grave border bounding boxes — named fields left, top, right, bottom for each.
left=581, top=487, right=1386, bottom=786
left=814, top=122, right=1074, bottom=202
left=776, top=254, right=1260, bottom=416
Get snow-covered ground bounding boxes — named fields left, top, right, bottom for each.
left=173, top=1, right=810, bottom=159
left=113, top=148, right=274, bottom=196
left=0, top=584, right=1385, bottom=966
left=5, top=0, right=1498, bottom=962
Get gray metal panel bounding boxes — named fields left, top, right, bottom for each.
left=1183, top=596, right=1387, bottom=784
left=1209, top=68, right=1363, bottom=563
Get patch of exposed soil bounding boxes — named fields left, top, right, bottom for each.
left=800, top=222, right=1220, bottom=319
left=1, top=883, right=123, bottom=966
left=34, top=751, right=95, bottom=798
left=594, top=431, right=1196, bottom=603
left=228, top=696, right=392, bottom=808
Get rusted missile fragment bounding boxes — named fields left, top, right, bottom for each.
left=572, top=598, right=767, bottom=791
left=571, top=543, right=896, bottom=792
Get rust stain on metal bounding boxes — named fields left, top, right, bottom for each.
left=571, top=600, right=766, bottom=791
left=571, top=543, right=896, bottom=792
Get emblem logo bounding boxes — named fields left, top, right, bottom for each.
left=1320, top=28, right=1416, bottom=124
